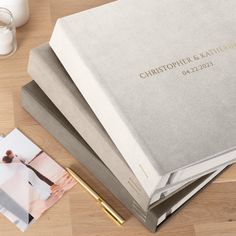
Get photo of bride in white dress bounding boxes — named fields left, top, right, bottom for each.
left=2, top=153, right=52, bottom=201
left=0, top=129, right=77, bottom=231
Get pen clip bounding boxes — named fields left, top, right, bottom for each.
left=100, top=200, right=125, bottom=225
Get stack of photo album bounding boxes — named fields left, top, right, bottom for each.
left=21, top=0, right=236, bottom=232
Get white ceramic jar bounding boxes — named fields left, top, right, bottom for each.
left=0, top=7, right=17, bottom=57
left=0, top=0, right=29, bottom=28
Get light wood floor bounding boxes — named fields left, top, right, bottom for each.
left=0, top=1, right=236, bottom=235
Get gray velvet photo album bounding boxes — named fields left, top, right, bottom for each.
left=50, top=0, right=236, bottom=208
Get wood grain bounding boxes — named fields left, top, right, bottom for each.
left=0, top=0, right=236, bottom=235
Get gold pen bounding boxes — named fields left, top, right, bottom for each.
left=66, top=167, right=125, bottom=225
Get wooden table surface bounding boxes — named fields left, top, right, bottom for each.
left=1, top=1, right=236, bottom=235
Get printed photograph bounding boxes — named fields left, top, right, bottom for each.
left=0, top=129, right=77, bottom=231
